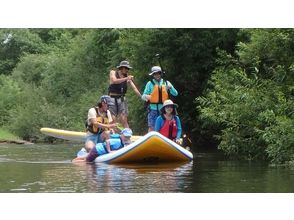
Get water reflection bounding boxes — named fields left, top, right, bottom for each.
left=72, top=162, right=194, bottom=193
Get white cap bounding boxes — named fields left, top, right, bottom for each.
left=149, top=66, right=162, bottom=75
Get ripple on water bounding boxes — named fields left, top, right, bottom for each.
left=10, top=188, right=28, bottom=192
left=0, top=157, right=14, bottom=162
left=16, top=160, right=72, bottom=164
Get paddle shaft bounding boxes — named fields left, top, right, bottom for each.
left=155, top=53, right=166, bottom=77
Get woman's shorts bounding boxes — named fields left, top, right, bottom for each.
left=85, top=133, right=102, bottom=144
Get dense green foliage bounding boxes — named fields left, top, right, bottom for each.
left=0, top=29, right=46, bottom=75
left=197, top=29, right=294, bottom=164
left=1, top=28, right=293, bottom=164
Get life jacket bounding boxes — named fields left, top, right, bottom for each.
left=159, top=115, right=178, bottom=140
left=96, top=143, right=108, bottom=155
left=95, top=137, right=124, bottom=155
left=110, top=133, right=120, bottom=139
left=86, top=108, right=110, bottom=134
left=149, top=79, right=169, bottom=104
left=108, top=70, right=128, bottom=96
left=109, top=137, right=124, bottom=151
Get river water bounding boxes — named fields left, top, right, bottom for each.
left=0, top=143, right=294, bottom=193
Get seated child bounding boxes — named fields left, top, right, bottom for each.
left=154, top=99, right=182, bottom=144
left=73, top=128, right=133, bottom=163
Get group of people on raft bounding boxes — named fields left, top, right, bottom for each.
left=73, top=60, right=182, bottom=163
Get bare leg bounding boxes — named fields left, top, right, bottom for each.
left=111, top=115, right=117, bottom=123
left=100, top=131, right=111, bottom=142
left=120, top=114, right=129, bottom=128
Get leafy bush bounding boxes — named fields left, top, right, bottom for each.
left=0, top=75, right=21, bottom=126
left=198, top=29, right=294, bottom=164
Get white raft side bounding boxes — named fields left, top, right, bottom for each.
left=95, top=131, right=193, bottom=163
left=154, top=131, right=194, bottom=159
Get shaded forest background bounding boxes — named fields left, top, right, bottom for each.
left=0, top=29, right=293, bottom=164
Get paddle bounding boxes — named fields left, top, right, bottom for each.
left=155, top=53, right=166, bottom=77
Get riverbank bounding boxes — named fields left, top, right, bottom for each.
left=0, top=128, right=33, bottom=144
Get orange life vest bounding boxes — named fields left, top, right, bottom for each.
left=149, top=80, right=169, bottom=104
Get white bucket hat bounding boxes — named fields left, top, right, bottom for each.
left=160, top=99, right=178, bottom=113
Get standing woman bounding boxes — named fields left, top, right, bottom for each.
left=142, top=66, right=178, bottom=132
left=154, top=99, right=182, bottom=144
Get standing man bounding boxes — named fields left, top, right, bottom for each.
left=108, top=60, right=141, bottom=128
left=141, top=66, right=178, bottom=132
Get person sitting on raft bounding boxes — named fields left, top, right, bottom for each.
left=84, top=95, right=118, bottom=152
left=73, top=128, right=133, bottom=163
left=154, top=99, right=182, bottom=144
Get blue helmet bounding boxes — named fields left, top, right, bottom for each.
left=99, top=95, right=112, bottom=105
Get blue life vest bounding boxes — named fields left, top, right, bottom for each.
left=95, top=137, right=124, bottom=155
left=109, top=138, right=124, bottom=150
left=110, top=133, right=120, bottom=139
left=96, top=143, right=107, bottom=155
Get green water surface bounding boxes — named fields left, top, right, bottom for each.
left=0, top=143, right=294, bottom=193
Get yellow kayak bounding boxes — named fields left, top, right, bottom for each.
left=40, top=127, right=141, bottom=142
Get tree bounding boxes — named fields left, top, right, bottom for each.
left=197, top=29, right=294, bottom=163
left=119, top=28, right=241, bottom=142
left=0, top=29, right=46, bottom=75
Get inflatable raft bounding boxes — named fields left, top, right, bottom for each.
left=94, top=131, right=193, bottom=164
left=40, top=128, right=193, bottom=163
